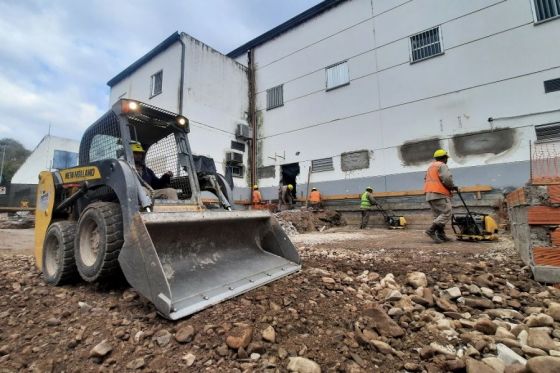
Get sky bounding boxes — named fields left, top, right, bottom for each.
left=0, top=0, right=323, bottom=150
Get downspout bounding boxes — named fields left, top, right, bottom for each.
left=178, top=34, right=186, bottom=114
left=248, top=49, right=257, bottom=201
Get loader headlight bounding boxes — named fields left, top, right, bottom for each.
left=121, top=100, right=140, bottom=113
left=176, top=116, right=188, bottom=127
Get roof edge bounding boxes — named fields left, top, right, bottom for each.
left=227, top=0, right=347, bottom=58
left=107, top=31, right=181, bottom=87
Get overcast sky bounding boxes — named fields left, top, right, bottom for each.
left=0, top=0, right=322, bottom=150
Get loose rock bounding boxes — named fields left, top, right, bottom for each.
left=287, top=356, right=321, bottom=373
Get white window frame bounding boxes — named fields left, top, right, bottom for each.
left=325, top=61, right=350, bottom=91
left=266, top=85, right=284, bottom=110
left=150, top=70, right=163, bottom=98
left=409, top=26, right=444, bottom=64
left=531, top=0, right=560, bottom=24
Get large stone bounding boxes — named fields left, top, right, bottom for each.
left=407, top=272, right=427, bottom=289
left=487, top=309, right=524, bottom=320
left=522, top=345, right=547, bottom=357
left=504, top=364, right=526, bottom=373
left=464, top=297, right=495, bottom=309
left=497, top=343, right=527, bottom=366
left=525, top=356, right=560, bottom=373
left=466, top=357, right=498, bottom=373
left=155, top=329, right=172, bottom=347
left=369, top=340, right=393, bottom=354
left=482, top=357, right=506, bottom=373
left=175, top=325, right=196, bottom=343
left=262, top=325, right=276, bottom=343
left=475, top=319, right=498, bottom=335
left=363, top=306, right=405, bottom=337
left=446, top=287, right=462, bottom=299
left=525, top=314, right=554, bottom=328
left=429, top=342, right=455, bottom=356
left=434, top=296, right=459, bottom=312
left=182, top=353, right=196, bottom=367
left=287, top=357, right=321, bottom=373
left=126, top=357, right=146, bottom=370
left=546, top=303, right=560, bottom=322
left=496, top=327, right=516, bottom=340
left=385, top=290, right=402, bottom=302
left=481, top=287, right=495, bottom=298
left=89, top=340, right=112, bottom=358
left=527, top=329, right=556, bottom=352
left=226, top=326, right=253, bottom=349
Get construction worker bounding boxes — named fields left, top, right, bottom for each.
left=308, top=187, right=322, bottom=210
left=278, top=184, right=294, bottom=211
left=424, top=149, right=458, bottom=243
left=360, top=187, right=377, bottom=229
left=131, top=142, right=178, bottom=200
left=252, top=185, right=263, bottom=207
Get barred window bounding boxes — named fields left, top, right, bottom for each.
left=410, top=27, right=443, bottom=63
left=150, top=70, right=163, bottom=97
left=533, top=0, right=560, bottom=22
left=311, top=157, right=334, bottom=173
left=535, top=122, right=560, bottom=142
left=266, top=85, right=283, bottom=110
left=326, top=61, right=349, bottom=90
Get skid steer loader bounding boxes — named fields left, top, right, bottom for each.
left=34, top=99, right=301, bottom=320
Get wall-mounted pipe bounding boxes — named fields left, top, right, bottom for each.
left=178, top=34, right=186, bottom=114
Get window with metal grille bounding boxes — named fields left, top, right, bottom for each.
left=326, top=61, right=349, bottom=90
left=150, top=70, right=163, bottom=97
left=533, top=0, right=560, bottom=22
left=536, top=122, right=560, bottom=142
left=266, top=85, right=283, bottom=110
left=80, top=111, right=123, bottom=164
left=544, top=78, right=560, bottom=93
left=311, top=157, right=334, bottom=173
left=229, top=165, right=244, bottom=178
left=231, top=140, right=245, bottom=152
left=410, top=27, right=443, bottom=63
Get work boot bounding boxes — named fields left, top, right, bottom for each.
left=436, top=225, right=453, bottom=242
left=425, top=223, right=443, bottom=244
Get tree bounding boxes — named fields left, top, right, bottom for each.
left=0, top=138, right=31, bottom=186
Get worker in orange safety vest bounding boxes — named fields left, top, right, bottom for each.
left=424, top=149, right=458, bottom=244
left=308, top=187, right=322, bottom=210
left=252, top=185, right=262, bottom=207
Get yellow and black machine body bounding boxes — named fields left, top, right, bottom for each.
left=35, top=99, right=301, bottom=320
left=372, top=202, right=406, bottom=229
left=451, top=190, right=498, bottom=241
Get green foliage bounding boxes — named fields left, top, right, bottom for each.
left=0, top=138, right=31, bottom=185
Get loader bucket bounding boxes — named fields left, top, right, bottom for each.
left=118, top=210, right=301, bottom=320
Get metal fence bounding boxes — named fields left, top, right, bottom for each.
left=530, top=141, right=560, bottom=184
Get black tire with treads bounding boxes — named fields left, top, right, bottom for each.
left=42, top=221, right=79, bottom=285
left=74, top=202, right=124, bottom=283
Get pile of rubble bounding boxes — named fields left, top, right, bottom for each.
left=275, top=210, right=345, bottom=235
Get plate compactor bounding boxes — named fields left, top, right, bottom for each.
left=34, top=100, right=301, bottom=320
left=451, top=190, right=498, bottom=241
left=373, top=202, right=407, bottom=229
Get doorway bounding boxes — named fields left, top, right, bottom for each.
left=281, top=163, right=300, bottom=199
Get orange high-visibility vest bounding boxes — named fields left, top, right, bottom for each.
left=424, top=161, right=451, bottom=197
left=309, top=190, right=321, bottom=203
left=252, top=190, right=262, bottom=204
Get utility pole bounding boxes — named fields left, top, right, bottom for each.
left=0, top=145, right=6, bottom=185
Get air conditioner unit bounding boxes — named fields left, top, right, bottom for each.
left=236, top=123, right=252, bottom=140
left=226, top=151, right=243, bottom=164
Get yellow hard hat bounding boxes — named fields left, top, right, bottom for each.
left=433, top=149, right=448, bottom=158
left=253, top=185, right=259, bottom=190
left=287, top=184, right=294, bottom=190
left=131, top=142, right=145, bottom=153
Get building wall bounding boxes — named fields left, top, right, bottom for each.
left=109, top=34, right=250, bottom=197
left=12, top=136, right=80, bottom=185
left=244, top=0, right=560, bottom=194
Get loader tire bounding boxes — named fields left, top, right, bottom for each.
left=75, top=202, right=124, bottom=283
left=42, top=221, right=79, bottom=285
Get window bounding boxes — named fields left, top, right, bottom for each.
left=410, top=27, right=443, bottom=63
left=532, top=0, right=560, bottom=22
left=311, top=157, right=334, bottom=172
left=266, top=85, right=283, bottom=110
left=544, top=78, right=560, bottom=93
left=231, top=140, right=245, bottom=152
left=535, top=122, right=560, bottom=142
left=326, top=61, right=349, bottom=90
left=257, top=166, right=275, bottom=179
left=150, top=70, right=163, bottom=97
left=52, top=150, right=78, bottom=169
left=89, top=134, right=124, bottom=163
left=229, top=165, right=244, bottom=178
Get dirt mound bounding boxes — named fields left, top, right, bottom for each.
left=275, top=209, right=346, bottom=234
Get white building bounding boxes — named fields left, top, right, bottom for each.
left=108, top=0, right=560, bottom=200
left=9, top=135, right=79, bottom=206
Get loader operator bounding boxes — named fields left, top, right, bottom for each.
left=278, top=184, right=294, bottom=211
left=424, top=149, right=458, bottom=243
left=360, top=187, right=378, bottom=229
left=131, top=142, right=179, bottom=200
